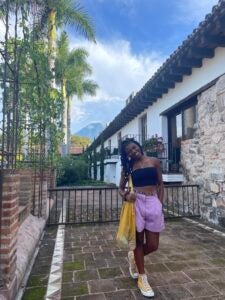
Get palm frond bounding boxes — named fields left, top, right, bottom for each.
left=63, top=1, right=95, bottom=42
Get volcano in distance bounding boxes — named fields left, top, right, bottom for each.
left=75, top=122, right=104, bottom=140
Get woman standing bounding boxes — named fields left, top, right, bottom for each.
left=119, top=139, right=165, bottom=298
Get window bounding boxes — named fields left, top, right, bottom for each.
left=182, top=105, right=197, bottom=140
left=140, top=114, right=147, bottom=145
left=168, top=99, right=198, bottom=143
left=166, top=96, right=198, bottom=172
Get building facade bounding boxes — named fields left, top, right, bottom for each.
left=89, top=0, right=225, bottom=226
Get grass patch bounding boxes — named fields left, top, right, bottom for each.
left=99, top=267, right=122, bottom=279
left=63, top=261, right=84, bottom=271
left=61, top=283, right=88, bottom=297
left=74, top=270, right=98, bottom=281
left=62, top=271, right=73, bottom=282
left=27, top=275, right=48, bottom=287
left=22, top=287, right=46, bottom=300
left=210, top=258, right=225, bottom=266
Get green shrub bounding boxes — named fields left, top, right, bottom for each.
left=56, top=155, right=88, bottom=186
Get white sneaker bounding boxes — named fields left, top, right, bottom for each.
left=128, top=251, right=138, bottom=279
left=138, top=274, right=154, bottom=297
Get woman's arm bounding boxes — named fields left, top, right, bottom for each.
left=118, top=170, right=136, bottom=202
left=155, top=158, right=164, bottom=203
left=118, top=170, right=129, bottom=200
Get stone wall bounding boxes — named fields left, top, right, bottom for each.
left=0, top=170, right=20, bottom=300
left=0, top=167, right=55, bottom=299
left=181, top=74, right=225, bottom=227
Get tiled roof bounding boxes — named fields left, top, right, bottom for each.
left=89, top=0, right=225, bottom=150
left=70, top=146, right=83, bottom=155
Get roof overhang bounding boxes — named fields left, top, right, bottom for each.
left=88, top=0, right=225, bottom=151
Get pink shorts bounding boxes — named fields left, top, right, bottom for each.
left=135, top=193, right=165, bottom=233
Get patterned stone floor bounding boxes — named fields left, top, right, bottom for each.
left=22, top=219, right=225, bottom=299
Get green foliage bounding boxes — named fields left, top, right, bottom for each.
left=70, top=135, right=91, bottom=147
left=142, top=135, right=164, bottom=156
left=0, top=0, right=97, bottom=168
left=76, top=179, right=106, bottom=186
left=38, top=0, right=96, bottom=42
left=56, top=155, right=88, bottom=186
left=93, top=147, right=97, bottom=180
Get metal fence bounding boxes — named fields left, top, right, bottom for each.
left=47, top=184, right=200, bottom=225
left=102, top=141, right=180, bottom=174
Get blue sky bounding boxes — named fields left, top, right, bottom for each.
left=68, top=0, right=218, bottom=133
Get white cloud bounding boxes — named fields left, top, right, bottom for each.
left=70, top=38, right=164, bottom=102
left=174, top=0, right=218, bottom=24
left=68, top=37, right=165, bottom=131
left=70, top=101, right=86, bottom=122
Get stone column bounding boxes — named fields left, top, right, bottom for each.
left=31, top=169, right=48, bottom=219
left=18, top=169, right=32, bottom=223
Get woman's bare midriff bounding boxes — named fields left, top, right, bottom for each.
left=134, top=185, right=157, bottom=195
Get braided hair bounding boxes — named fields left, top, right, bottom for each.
left=120, top=138, right=144, bottom=178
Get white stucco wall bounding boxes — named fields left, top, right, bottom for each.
left=146, top=47, right=225, bottom=137
left=92, top=47, right=225, bottom=185
left=102, top=47, right=225, bottom=148
left=103, top=159, right=122, bottom=185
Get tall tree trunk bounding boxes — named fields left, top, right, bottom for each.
left=47, top=8, right=57, bottom=155
left=67, top=95, right=72, bottom=155
left=48, top=9, right=57, bottom=88
left=61, top=79, right=68, bottom=155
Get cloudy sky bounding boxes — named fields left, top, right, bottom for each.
left=67, top=0, right=218, bottom=133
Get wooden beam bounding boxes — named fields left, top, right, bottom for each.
left=165, top=73, right=183, bottom=82
left=151, top=86, right=168, bottom=94
left=178, top=57, right=202, bottom=68
left=125, top=107, right=138, bottom=117
left=201, top=34, right=225, bottom=47
left=158, top=80, right=175, bottom=89
left=188, top=47, right=214, bottom=58
left=139, top=91, right=158, bottom=101
left=144, top=89, right=162, bottom=98
left=138, top=100, right=153, bottom=106
left=169, top=66, right=192, bottom=76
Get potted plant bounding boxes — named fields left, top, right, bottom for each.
left=142, top=135, right=164, bottom=157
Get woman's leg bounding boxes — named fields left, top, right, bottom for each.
left=143, top=230, right=159, bottom=255
left=135, top=230, right=155, bottom=298
left=134, top=230, right=145, bottom=274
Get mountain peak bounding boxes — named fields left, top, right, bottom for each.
left=75, top=122, right=104, bottom=140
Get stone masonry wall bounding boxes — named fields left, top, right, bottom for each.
left=0, top=170, right=20, bottom=300
left=181, top=74, right=225, bottom=227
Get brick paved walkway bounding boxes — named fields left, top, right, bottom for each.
left=23, top=219, right=225, bottom=299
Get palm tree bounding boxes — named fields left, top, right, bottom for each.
left=37, top=0, right=95, bottom=87
left=56, top=32, right=98, bottom=155
left=35, top=0, right=96, bottom=155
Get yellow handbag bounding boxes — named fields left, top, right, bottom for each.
left=116, top=175, right=136, bottom=250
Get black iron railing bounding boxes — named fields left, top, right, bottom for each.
left=102, top=141, right=181, bottom=173
left=47, top=184, right=200, bottom=225
left=48, top=186, right=122, bottom=225
left=163, top=184, right=200, bottom=218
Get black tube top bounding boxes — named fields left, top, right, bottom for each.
left=131, top=167, right=158, bottom=187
